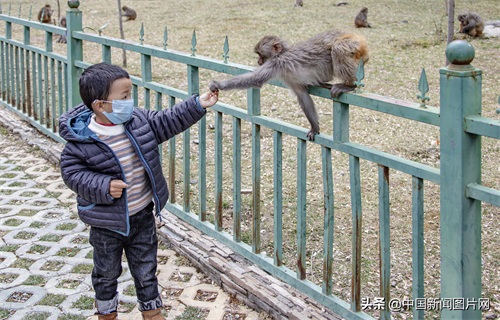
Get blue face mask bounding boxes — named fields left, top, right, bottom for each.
left=101, top=99, right=134, bottom=124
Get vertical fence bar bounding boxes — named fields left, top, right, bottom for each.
left=411, top=176, right=424, bottom=320
left=132, top=84, right=138, bottom=107
left=5, top=20, right=11, bottom=104
left=57, top=61, right=63, bottom=118
left=31, top=51, right=37, bottom=119
left=102, top=44, right=111, bottom=63
left=334, top=101, right=349, bottom=142
left=14, top=46, right=19, bottom=108
left=6, top=42, right=11, bottom=104
left=233, top=117, right=242, bottom=242
left=184, top=65, right=199, bottom=213
left=37, top=53, right=43, bottom=124
left=168, top=96, right=176, bottom=204
left=0, top=42, right=5, bottom=101
left=350, top=155, right=362, bottom=312
left=141, top=54, right=151, bottom=110
left=214, top=111, right=223, bottom=231
left=198, top=104, right=207, bottom=222
left=273, top=130, right=283, bottom=266
left=378, top=165, right=391, bottom=320
left=66, top=1, right=83, bottom=108
left=440, top=41, right=482, bottom=319
left=155, top=92, right=163, bottom=163
left=297, top=138, right=307, bottom=280
left=322, top=146, right=334, bottom=295
left=44, top=30, right=52, bottom=130
left=248, top=88, right=261, bottom=254
left=19, top=46, right=25, bottom=113
left=50, top=58, right=56, bottom=131
left=23, top=25, right=30, bottom=114
left=43, top=53, right=49, bottom=128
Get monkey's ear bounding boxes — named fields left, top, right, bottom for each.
left=272, top=42, right=283, bottom=55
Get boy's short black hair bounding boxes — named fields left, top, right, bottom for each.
left=79, top=62, right=130, bottom=111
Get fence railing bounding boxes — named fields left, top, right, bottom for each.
left=0, top=1, right=499, bottom=319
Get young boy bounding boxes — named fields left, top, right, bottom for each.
left=59, top=62, right=218, bottom=319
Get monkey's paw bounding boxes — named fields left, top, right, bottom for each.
left=209, top=81, right=221, bottom=92
left=330, top=84, right=356, bottom=98
left=307, top=130, right=318, bottom=141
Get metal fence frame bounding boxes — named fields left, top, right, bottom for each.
left=0, top=2, right=499, bottom=319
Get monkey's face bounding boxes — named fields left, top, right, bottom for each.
left=256, top=53, right=267, bottom=66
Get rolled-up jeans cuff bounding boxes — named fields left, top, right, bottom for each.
left=95, top=293, right=118, bottom=314
left=138, top=294, right=163, bottom=311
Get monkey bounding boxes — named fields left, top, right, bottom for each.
left=122, top=5, right=137, bottom=21
left=209, top=30, right=369, bottom=141
left=294, top=0, right=303, bottom=7
left=458, top=12, right=484, bottom=37
left=354, top=7, right=371, bottom=28
left=37, top=4, right=52, bottom=24
left=57, top=17, right=67, bottom=43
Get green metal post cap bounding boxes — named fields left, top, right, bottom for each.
left=68, top=0, right=80, bottom=9
left=445, top=40, right=475, bottom=65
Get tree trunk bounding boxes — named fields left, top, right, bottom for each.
left=117, top=0, right=127, bottom=67
left=446, top=0, right=455, bottom=65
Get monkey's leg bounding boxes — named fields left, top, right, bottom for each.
left=319, top=82, right=333, bottom=90
left=295, top=89, right=320, bottom=141
left=330, top=84, right=356, bottom=98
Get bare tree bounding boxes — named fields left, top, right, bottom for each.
left=117, top=0, right=127, bottom=67
left=446, top=0, right=455, bottom=65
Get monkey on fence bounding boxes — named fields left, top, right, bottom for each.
left=209, top=30, right=369, bottom=141
left=354, top=7, right=371, bottom=28
left=458, top=12, right=484, bottom=37
left=57, top=17, right=67, bottom=43
left=122, top=5, right=137, bottom=21
left=37, top=4, right=52, bottom=24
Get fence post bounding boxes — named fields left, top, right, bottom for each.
left=66, top=0, right=83, bottom=108
left=439, top=40, right=482, bottom=319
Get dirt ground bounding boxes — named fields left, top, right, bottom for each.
left=1, top=0, right=499, bottom=319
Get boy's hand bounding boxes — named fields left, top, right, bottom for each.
left=110, top=179, right=127, bottom=198
left=199, top=90, right=219, bottom=109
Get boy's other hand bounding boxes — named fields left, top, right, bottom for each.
left=199, top=90, right=219, bottom=108
left=110, top=179, right=128, bottom=198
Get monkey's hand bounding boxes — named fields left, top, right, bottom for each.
left=330, top=84, right=356, bottom=98
left=307, top=129, right=319, bottom=141
left=209, top=80, right=222, bottom=92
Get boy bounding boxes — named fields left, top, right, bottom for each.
left=59, top=62, right=218, bottom=319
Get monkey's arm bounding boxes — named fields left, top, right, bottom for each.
left=461, top=22, right=476, bottom=33
left=210, top=65, right=275, bottom=91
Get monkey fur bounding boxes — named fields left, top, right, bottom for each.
left=458, top=12, right=484, bottom=37
left=209, top=30, right=369, bottom=141
left=122, top=6, right=137, bottom=21
left=37, top=4, right=52, bottom=24
left=354, top=7, right=371, bottom=28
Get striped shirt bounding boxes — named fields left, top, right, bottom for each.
left=89, top=116, right=153, bottom=216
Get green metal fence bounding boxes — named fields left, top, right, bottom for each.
left=0, top=2, right=499, bottom=319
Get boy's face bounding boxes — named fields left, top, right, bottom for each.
left=92, top=77, right=133, bottom=125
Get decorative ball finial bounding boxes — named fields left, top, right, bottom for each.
left=445, top=40, right=475, bottom=65
left=68, top=0, right=80, bottom=9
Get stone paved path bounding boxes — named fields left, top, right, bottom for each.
left=0, top=126, right=259, bottom=319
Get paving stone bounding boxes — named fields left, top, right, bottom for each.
left=0, top=285, right=46, bottom=310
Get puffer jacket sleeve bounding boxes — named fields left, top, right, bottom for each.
left=60, top=144, right=115, bottom=205
left=144, top=95, right=206, bottom=144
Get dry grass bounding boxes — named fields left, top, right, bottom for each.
left=2, top=0, right=500, bottom=319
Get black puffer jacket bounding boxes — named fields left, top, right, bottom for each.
left=59, top=95, right=206, bottom=235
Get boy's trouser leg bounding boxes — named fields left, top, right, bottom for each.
left=89, top=226, right=124, bottom=314
left=124, top=204, right=163, bottom=311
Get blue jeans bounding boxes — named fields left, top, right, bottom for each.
left=89, top=202, right=163, bottom=314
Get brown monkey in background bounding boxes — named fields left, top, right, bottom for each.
left=37, top=4, right=52, bottom=24
left=122, top=5, right=137, bottom=21
left=355, top=7, right=371, bottom=28
left=458, top=12, right=484, bottom=37
left=57, top=17, right=67, bottom=43
left=209, top=30, right=369, bottom=141
left=294, top=0, right=303, bottom=7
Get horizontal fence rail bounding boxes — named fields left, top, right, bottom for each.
left=0, top=2, right=498, bottom=319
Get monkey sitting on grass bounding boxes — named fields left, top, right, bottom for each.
left=209, top=30, right=369, bottom=141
